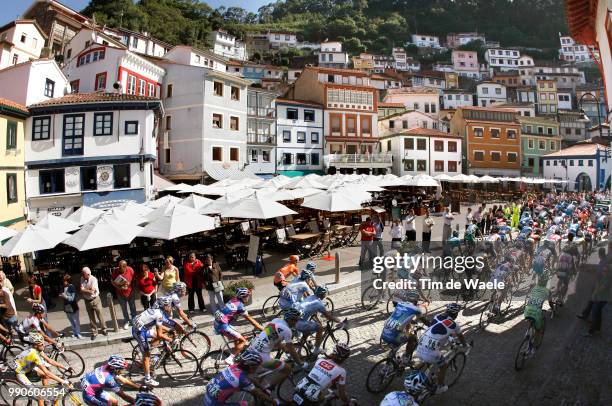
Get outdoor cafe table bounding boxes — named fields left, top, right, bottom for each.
left=289, top=232, right=321, bottom=241
left=255, top=225, right=276, bottom=233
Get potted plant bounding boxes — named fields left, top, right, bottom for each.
left=223, top=279, right=255, bottom=304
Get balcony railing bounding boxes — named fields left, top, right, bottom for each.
left=247, top=107, right=276, bottom=118
left=247, top=132, right=276, bottom=145
left=325, top=153, right=393, bottom=166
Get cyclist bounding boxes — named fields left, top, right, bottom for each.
left=203, top=350, right=276, bottom=406
left=523, top=275, right=552, bottom=354
left=295, top=285, right=344, bottom=356
left=248, top=307, right=306, bottom=389
left=379, top=370, right=431, bottom=406
left=132, top=296, right=185, bottom=386
left=293, top=343, right=355, bottom=406
left=81, top=355, right=146, bottom=405
left=154, top=282, right=194, bottom=329
left=444, top=230, right=462, bottom=257
left=274, top=255, right=300, bottom=291
left=414, top=303, right=467, bottom=395
left=12, top=332, right=71, bottom=404
left=489, top=261, right=511, bottom=314
left=279, top=269, right=314, bottom=310
left=20, top=304, right=61, bottom=346
left=303, top=261, right=318, bottom=289
left=380, top=291, right=428, bottom=363
left=464, top=220, right=482, bottom=255
left=555, top=245, right=575, bottom=303
left=213, top=287, right=263, bottom=365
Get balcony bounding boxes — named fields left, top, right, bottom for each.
left=325, top=153, right=393, bottom=169
left=247, top=132, right=276, bottom=145
left=247, top=107, right=276, bottom=119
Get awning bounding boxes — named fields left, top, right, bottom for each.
left=203, top=164, right=259, bottom=181
left=278, top=170, right=325, bottom=178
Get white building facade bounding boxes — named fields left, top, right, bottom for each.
left=247, top=87, right=277, bottom=175
left=558, top=35, right=596, bottom=62
left=268, top=32, right=297, bottom=49
left=411, top=34, right=441, bottom=48
left=164, top=46, right=227, bottom=73
left=0, top=20, right=46, bottom=69
left=383, top=87, right=440, bottom=119
left=319, top=41, right=349, bottom=68
left=0, top=59, right=69, bottom=106
left=209, top=30, right=247, bottom=61
left=477, top=82, right=507, bottom=107
left=442, top=90, right=474, bottom=110
left=24, top=93, right=162, bottom=220
left=485, top=48, right=521, bottom=71
left=542, top=143, right=610, bottom=192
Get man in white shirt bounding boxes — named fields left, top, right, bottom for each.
left=443, top=207, right=454, bottom=242
left=80, top=267, right=107, bottom=340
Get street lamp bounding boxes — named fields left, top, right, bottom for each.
left=578, top=92, right=611, bottom=139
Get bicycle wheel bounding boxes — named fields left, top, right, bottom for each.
left=225, top=390, right=254, bottom=404
left=479, top=301, right=495, bottom=329
left=366, top=358, right=398, bottom=393
left=12, top=395, right=33, bottom=406
left=277, top=370, right=305, bottom=403
left=180, top=331, right=211, bottom=359
left=361, top=286, right=382, bottom=310
left=125, top=357, right=145, bottom=382
left=163, top=349, right=199, bottom=381
left=514, top=336, right=531, bottom=371
left=261, top=295, right=281, bottom=321
left=2, top=345, right=23, bottom=369
left=322, top=328, right=350, bottom=355
left=386, top=297, right=395, bottom=315
left=323, top=297, right=334, bottom=313
left=199, top=349, right=232, bottom=378
left=54, top=349, right=85, bottom=378
left=0, top=379, right=24, bottom=405
left=445, top=352, right=467, bottom=387
left=62, top=389, right=85, bottom=406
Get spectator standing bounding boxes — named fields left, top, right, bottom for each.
left=202, top=254, right=224, bottom=313
left=0, top=271, right=14, bottom=295
left=465, top=208, right=473, bottom=231
left=137, top=264, right=157, bottom=310
left=59, top=275, right=82, bottom=339
left=358, top=217, right=376, bottom=267
left=473, top=206, right=482, bottom=233
left=372, top=214, right=385, bottom=257
left=26, top=275, right=45, bottom=311
left=80, top=267, right=107, bottom=340
left=443, top=207, right=454, bottom=242
left=422, top=210, right=435, bottom=253
left=111, top=260, right=136, bottom=330
left=184, top=253, right=205, bottom=313
left=156, top=256, right=180, bottom=295
left=578, top=248, right=611, bottom=336
left=0, top=279, right=18, bottom=333
left=404, top=209, right=417, bottom=241
left=390, top=219, right=404, bottom=249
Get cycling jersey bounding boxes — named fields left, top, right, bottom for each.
left=21, top=316, right=41, bottom=333
left=249, top=318, right=292, bottom=364
left=153, top=293, right=182, bottom=309
left=274, top=263, right=299, bottom=288
left=213, top=298, right=249, bottom=340
left=296, top=295, right=327, bottom=320
left=13, top=348, right=44, bottom=375
left=131, top=308, right=175, bottom=353
left=381, top=302, right=422, bottom=346
left=557, top=252, right=574, bottom=273
left=295, top=358, right=346, bottom=403
left=465, top=224, right=478, bottom=241
left=415, top=314, right=461, bottom=365
left=81, top=365, right=121, bottom=406
left=524, top=286, right=550, bottom=330
left=204, top=364, right=255, bottom=406
left=279, top=281, right=312, bottom=309
left=380, top=391, right=419, bottom=406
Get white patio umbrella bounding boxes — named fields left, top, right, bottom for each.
left=199, top=195, right=240, bottom=215
left=335, top=186, right=373, bottom=203
left=179, top=194, right=213, bottom=210
left=479, top=175, right=500, bottom=183
left=407, top=175, right=440, bottom=188
left=345, top=181, right=385, bottom=192
left=162, top=183, right=194, bottom=193
left=66, top=206, right=104, bottom=226
left=63, top=217, right=143, bottom=251
left=221, top=196, right=297, bottom=219
left=36, top=214, right=80, bottom=233
left=139, top=204, right=216, bottom=240
left=0, top=225, right=70, bottom=257
left=260, top=188, right=321, bottom=201
left=0, top=226, right=18, bottom=242
left=302, top=190, right=364, bottom=212
left=105, top=207, right=148, bottom=225
left=146, top=195, right=182, bottom=208
left=466, top=175, right=481, bottom=183
left=449, top=174, right=476, bottom=183
left=253, top=176, right=291, bottom=189
left=118, top=201, right=153, bottom=217
left=434, top=174, right=453, bottom=182
left=283, top=177, right=328, bottom=190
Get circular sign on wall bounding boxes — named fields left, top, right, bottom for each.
left=97, top=165, right=114, bottom=187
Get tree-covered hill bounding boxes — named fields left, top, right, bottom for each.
left=82, top=0, right=568, bottom=54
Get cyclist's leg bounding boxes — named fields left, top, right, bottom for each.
left=83, top=391, right=118, bottom=406
left=296, top=319, right=323, bottom=350
left=218, top=323, right=246, bottom=356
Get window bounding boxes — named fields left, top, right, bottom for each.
left=166, top=116, right=172, bottom=130
left=212, top=147, right=223, bottom=161
left=575, top=128, right=582, bottom=135
left=297, top=131, right=306, bottom=143
left=138, top=79, right=146, bottom=96
left=6, top=120, right=17, bottom=149
left=94, top=72, right=107, bottom=91
left=404, top=138, right=414, bottom=149
left=32, top=116, right=51, bottom=140
left=12, top=54, right=18, bottom=65
left=127, top=75, right=136, bottom=94
left=434, top=140, right=444, bottom=152
left=402, top=120, right=408, bottom=129
left=507, top=152, right=517, bottom=162
left=44, top=79, right=55, bottom=98
left=213, top=81, right=224, bottom=96
left=539, top=140, right=545, bottom=150
left=70, top=80, right=79, bottom=93
left=491, top=152, right=501, bottom=161
left=569, top=160, right=574, bottom=166
left=132, top=37, right=139, bottom=48
left=431, top=104, right=436, bottom=113
left=230, top=116, right=239, bottom=131
left=495, top=87, right=502, bottom=95
left=250, top=149, right=258, bottom=162
left=166, top=84, right=173, bottom=98
left=282, top=153, right=292, bottom=165
left=578, top=160, right=584, bottom=166
left=5, top=173, right=17, bottom=204
left=283, top=131, right=291, bottom=143
left=125, top=121, right=138, bottom=135
left=310, top=132, right=319, bottom=144
left=416, top=139, right=426, bottom=150
left=311, top=153, right=320, bottom=166
left=482, top=87, right=489, bottom=94
left=413, top=103, right=420, bottom=110
left=540, top=104, right=548, bottom=113
left=62, top=114, right=84, bottom=156
left=564, top=127, right=572, bottom=135
left=448, top=161, right=457, bottom=172
left=528, top=139, right=534, bottom=149
left=405, top=160, right=414, bottom=171
left=389, top=120, right=395, bottom=129
left=474, top=151, right=484, bottom=161
left=40, top=169, right=65, bottom=194
left=94, top=113, right=113, bottom=136
left=550, top=141, right=555, bottom=150
left=490, top=129, right=500, bottom=138
left=212, top=114, right=222, bottom=129
left=231, top=86, right=240, bottom=101
left=446, top=141, right=456, bottom=152
left=546, top=161, right=550, bottom=166
left=287, top=109, right=298, bottom=120
left=474, top=128, right=484, bottom=137
left=304, top=110, right=315, bottom=121
left=434, top=160, right=444, bottom=171
left=262, top=150, right=270, bottom=162
left=148, top=83, right=154, bottom=97
left=230, top=147, right=239, bottom=162
left=80, top=166, right=97, bottom=191
left=588, top=160, right=593, bottom=167
left=296, top=153, right=307, bottom=165
left=361, top=116, right=371, bottom=134
left=20, top=33, right=26, bottom=43
left=416, top=160, right=427, bottom=171
left=347, top=117, right=356, bottom=134
left=425, top=103, right=430, bottom=113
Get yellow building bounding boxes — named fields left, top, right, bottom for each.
left=0, top=98, right=28, bottom=232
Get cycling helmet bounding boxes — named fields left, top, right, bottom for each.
left=235, top=287, right=251, bottom=299
left=282, top=307, right=303, bottom=321
left=332, top=342, right=351, bottom=360
left=404, top=370, right=430, bottom=396
left=314, top=285, right=329, bottom=298
left=446, top=303, right=461, bottom=318
left=107, top=355, right=128, bottom=371
left=305, top=261, right=317, bottom=271
left=32, top=304, right=45, bottom=315
left=299, top=269, right=314, bottom=281
left=28, top=331, right=44, bottom=345
left=135, top=393, right=161, bottom=406
left=289, top=255, right=299, bottom=263
left=172, top=281, right=187, bottom=293
left=237, top=350, right=263, bottom=368
left=157, top=296, right=173, bottom=307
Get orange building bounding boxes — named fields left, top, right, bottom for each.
left=450, top=106, right=522, bottom=176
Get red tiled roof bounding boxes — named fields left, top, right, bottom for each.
left=402, top=127, right=462, bottom=138
left=0, top=98, right=28, bottom=114
left=544, top=142, right=606, bottom=157
left=29, top=93, right=160, bottom=108
left=276, top=98, right=323, bottom=108
left=565, top=0, right=597, bottom=45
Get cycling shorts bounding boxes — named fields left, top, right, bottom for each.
left=203, top=393, right=248, bottom=406
left=414, top=346, right=444, bottom=366
left=381, top=331, right=409, bottom=347
left=213, top=322, right=243, bottom=341
left=524, top=306, right=544, bottom=330
left=83, top=391, right=114, bottom=406
left=295, top=319, right=322, bottom=334
left=132, top=326, right=152, bottom=354
left=15, top=370, right=38, bottom=387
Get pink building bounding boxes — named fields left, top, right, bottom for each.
left=452, top=50, right=479, bottom=78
